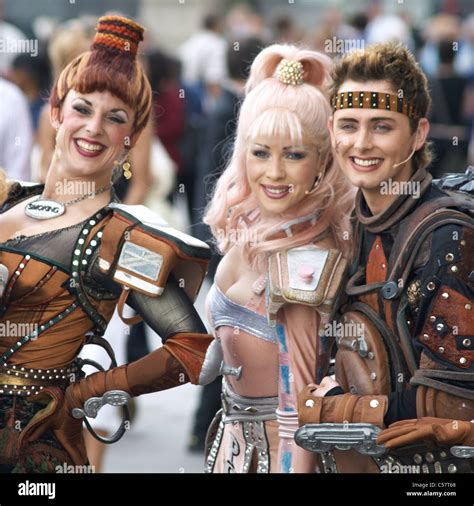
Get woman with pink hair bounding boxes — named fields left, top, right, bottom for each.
left=203, top=44, right=354, bottom=473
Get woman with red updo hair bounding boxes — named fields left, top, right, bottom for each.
left=0, top=16, right=218, bottom=473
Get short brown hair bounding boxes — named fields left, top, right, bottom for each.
left=330, top=43, right=433, bottom=170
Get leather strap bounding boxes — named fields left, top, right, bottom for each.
left=117, top=288, right=143, bottom=325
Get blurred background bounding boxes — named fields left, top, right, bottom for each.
left=0, top=0, right=472, bottom=472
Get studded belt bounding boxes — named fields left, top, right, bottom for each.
left=0, top=362, right=79, bottom=397
left=221, top=379, right=278, bottom=423
left=375, top=444, right=473, bottom=474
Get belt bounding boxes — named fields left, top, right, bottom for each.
left=376, top=444, right=473, bottom=474
left=0, top=362, right=79, bottom=396
left=221, top=379, right=278, bottom=423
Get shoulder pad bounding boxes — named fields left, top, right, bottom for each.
left=98, top=203, right=210, bottom=301
left=266, top=245, right=347, bottom=326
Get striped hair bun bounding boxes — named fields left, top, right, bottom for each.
left=92, top=15, right=144, bottom=58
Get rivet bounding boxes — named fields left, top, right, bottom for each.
left=19, top=263, right=25, bottom=268
left=74, top=249, right=80, bottom=255
left=423, top=334, right=430, bottom=341
left=465, top=304, right=472, bottom=310
left=78, top=239, right=84, bottom=244
left=463, top=338, right=471, bottom=347
left=445, top=253, right=454, bottom=262
left=425, top=452, right=434, bottom=463
left=406, top=320, right=411, bottom=325
left=381, top=263, right=386, bottom=269
left=368, top=352, right=375, bottom=360
left=440, top=451, right=447, bottom=459
left=451, top=266, right=458, bottom=273
left=370, top=372, right=377, bottom=380
left=460, top=240, right=466, bottom=246
left=459, top=357, right=467, bottom=365
left=82, top=229, right=89, bottom=235
left=429, top=316, right=436, bottom=322
left=25, top=255, right=31, bottom=260
left=427, top=282, right=436, bottom=291
left=436, top=323, right=444, bottom=331
left=441, top=292, right=449, bottom=300
left=438, top=347, right=445, bottom=353
left=369, top=399, right=379, bottom=408
left=448, top=464, right=457, bottom=473
left=305, top=399, right=315, bottom=408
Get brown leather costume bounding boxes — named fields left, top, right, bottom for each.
left=0, top=183, right=213, bottom=472
left=298, top=167, right=474, bottom=473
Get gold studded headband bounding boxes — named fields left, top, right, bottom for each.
left=276, top=58, right=304, bottom=86
left=332, top=91, right=420, bottom=119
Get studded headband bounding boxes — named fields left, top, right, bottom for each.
left=332, top=91, right=420, bottom=119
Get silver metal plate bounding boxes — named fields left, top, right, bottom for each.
left=287, top=247, right=328, bottom=291
left=117, top=241, right=163, bottom=281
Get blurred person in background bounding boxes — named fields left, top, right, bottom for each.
left=9, top=53, right=51, bottom=135
left=0, top=77, right=33, bottom=181
left=428, top=39, right=470, bottom=177
left=187, top=36, right=263, bottom=453
left=178, top=12, right=227, bottom=111
left=0, top=0, right=27, bottom=77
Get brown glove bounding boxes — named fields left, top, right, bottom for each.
left=298, top=385, right=387, bottom=428
left=377, top=417, right=474, bottom=450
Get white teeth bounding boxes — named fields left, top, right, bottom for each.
left=265, top=187, right=289, bottom=194
left=76, top=139, right=104, bottom=152
left=353, top=157, right=381, bottom=167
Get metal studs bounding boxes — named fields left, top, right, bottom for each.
left=425, top=452, right=434, bottom=463
left=441, top=292, right=449, bottom=300
left=463, top=339, right=471, bottom=347
left=448, top=464, right=457, bottom=473
left=440, top=451, right=447, bottom=459
left=436, top=323, right=445, bottom=331
left=427, top=282, right=436, bottom=291
left=460, top=240, right=466, bottom=246
left=451, top=266, right=458, bottom=273
left=429, top=316, right=436, bottom=322
left=459, top=357, right=467, bottom=365
left=368, top=352, right=375, bottom=360
left=438, top=347, right=445, bottom=353
left=381, top=263, right=386, bottom=269
left=370, top=372, right=377, bottom=380
left=305, top=399, right=315, bottom=408
left=445, top=253, right=454, bottom=262
left=413, top=454, right=422, bottom=464
left=423, top=334, right=430, bottom=341
left=369, top=399, right=379, bottom=408
left=465, top=304, right=472, bottom=310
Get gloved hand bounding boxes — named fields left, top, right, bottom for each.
left=377, top=417, right=474, bottom=450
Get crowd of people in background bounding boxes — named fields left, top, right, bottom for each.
left=0, top=0, right=473, bottom=465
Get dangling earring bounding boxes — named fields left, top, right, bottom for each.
left=122, top=155, right=132, bottom=180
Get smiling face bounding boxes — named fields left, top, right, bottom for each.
left=245, top=135, right=320, bottom=218
left=51, top=89, right=134, bottom=181
left=329, top=79, right=424, bottom=193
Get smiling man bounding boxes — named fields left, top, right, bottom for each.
left=297, top=43, right=474, bottom=474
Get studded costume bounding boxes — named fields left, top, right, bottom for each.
left=298, top=167, right=474, bottom=473
left=0, top=182, right=215, bottom=472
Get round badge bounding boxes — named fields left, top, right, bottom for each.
left=25, top=199, right=66, bottom=220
